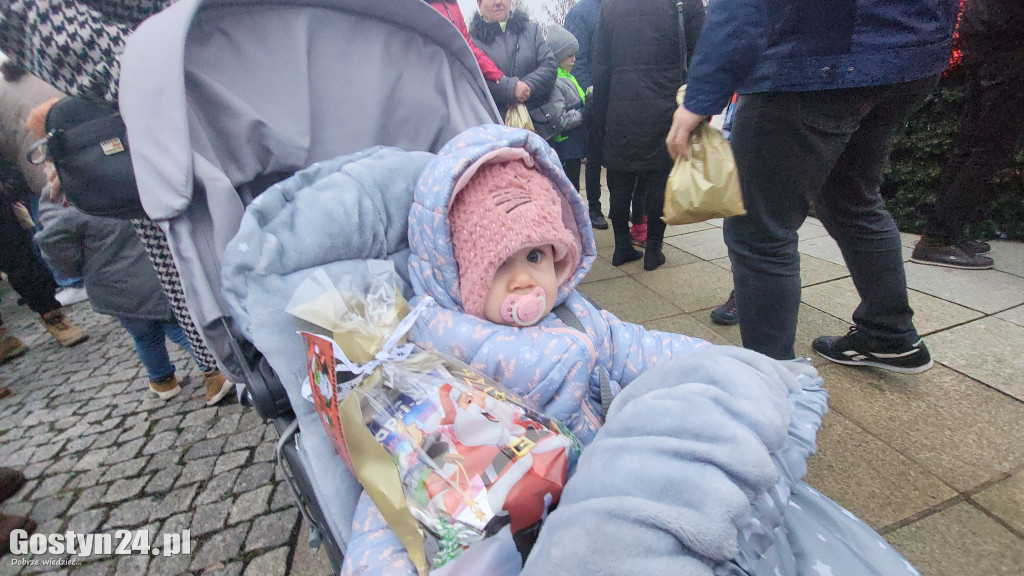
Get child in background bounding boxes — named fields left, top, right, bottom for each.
left=34, top=193, right=235, bottom=405
left=543, top=24, right=589, bottom=195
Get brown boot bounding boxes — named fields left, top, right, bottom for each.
left=0, top=513, right=37, bottom=555
left=203, top=369, right=233, bottom=407
left=0, top=468, right=26, bottom=503
left=149, top=373, right=182, bottom=400
left=40, top=309, right=88, bottom=347
left=0, top=328, right=28, bottom=364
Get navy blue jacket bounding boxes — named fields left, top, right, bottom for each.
left=563, top=0, right=601, bottom=89
left=684, top=0, right=959, bottom=116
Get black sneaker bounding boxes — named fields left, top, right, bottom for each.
left=911, top=240, right=993, bottom=269
left=589, top=210, right=609, bottom=230
left=710, top=291, right=738, bottom=325
left=812, top=327, right=933, bottom=374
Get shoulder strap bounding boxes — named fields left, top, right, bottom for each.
left=676, top=1, right=688, bottom=82
left=553, top=303, right=614, bottom=416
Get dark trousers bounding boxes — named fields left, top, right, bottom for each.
left=925, top=42, right=1024, bottom=241
left=0, top=204, right=60, bottom=321
left=607, top=168, right=669, bottom=246
left=563, top=158, right=582, bottom=194
left=583, top=145, right=603, bottom=214
left=724, top=77, right=936, bottom=359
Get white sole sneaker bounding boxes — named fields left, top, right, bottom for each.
left=149, top=382, right=182, bottom=400
left=205, top=380, right=233, bottom=406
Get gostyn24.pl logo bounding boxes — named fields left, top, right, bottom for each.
left=8, top=529, right=191, bottom=559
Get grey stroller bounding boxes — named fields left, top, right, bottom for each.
left=117, top=0, right=501, bottom=571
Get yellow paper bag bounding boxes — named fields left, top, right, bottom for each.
left=504, top=103, right=535, bottom=132
left=663, top=86, right=745, bottom=225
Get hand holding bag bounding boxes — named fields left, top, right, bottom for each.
left=28, top=97, right=147, bottom=220
left=663, top=87, right=745, bottom=225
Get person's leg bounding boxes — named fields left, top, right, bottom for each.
left=812, top=79, right=937, bottom=358
left=562, top=159, right=582, bottom=194
left=583, top=144, right=605, bottom=218
left=639, top=168, right=670, bottom=271
left=119, top=317, right=177, bottom=382
left=162, top=319, right=232, bottom=405
left=161, top=319, right=209, bottom=371
left=724, top=89, right=868, bottom=359
left=606, top=169, right=643, bottom=265
left=0, top=207, right=61, bottom=317
left=916, top=41, right=1024, bottom=265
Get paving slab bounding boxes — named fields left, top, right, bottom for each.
left=578, top=255, right=626, bottom=284
left=700, top=254, right=851, bottom=288
left=989, top=239, right=1024, bottom=278
left=817, top=363, right=1024, bottom=492
left=801, top=277, right=984, bottom=335
left=972, top=472, right=1024, bottom=536
left=634, top=260, right=736, bottom=313
left=805, top=412, right=955, bottom=529
left=886, top=503, right=1024, bottom=576
left=905, top=262, right=1024, bottom=314
left=641, top=313, right=734, bottom=346
left=664, top=227, right=730, bottom=260
left=926, top=317, right=1024, bottom=401
left=576, top=276, right=683, bottom=324
left=995, top=304, right=1024, bottom=328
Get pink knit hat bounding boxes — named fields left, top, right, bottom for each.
left=449, top=159, right=581, bottom=318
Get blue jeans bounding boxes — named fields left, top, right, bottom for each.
left=724, top=77, right=937, bottom=359
left=118, top=317, right=208, bottom=381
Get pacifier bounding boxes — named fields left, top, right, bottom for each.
left=501, top=286, right=547, bottom=326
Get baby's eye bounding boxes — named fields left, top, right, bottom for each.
left=527, top=249, right=543, bottom=263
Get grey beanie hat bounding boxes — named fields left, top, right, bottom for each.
left=546, top=24, right=579, bottom=64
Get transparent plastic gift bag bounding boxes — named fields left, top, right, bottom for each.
left=663, top=86, right=745, bottom=225
left=287, top=261, right=576, bottom=575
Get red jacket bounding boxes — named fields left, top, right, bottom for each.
left=427, top=1, right=503, bottom=83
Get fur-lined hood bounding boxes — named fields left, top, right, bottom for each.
left=469, top=10, right=532, bottom=44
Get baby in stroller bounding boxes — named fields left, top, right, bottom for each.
left=337, top=125, right=922, bottom=575
left=221, top=124, right=919, bottom=575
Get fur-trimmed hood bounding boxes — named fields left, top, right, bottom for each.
left=469, top=10, right=532, bottom=44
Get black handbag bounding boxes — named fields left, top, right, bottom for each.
left=28, top=97, right=147, bottom=220
left=528, top=101, right=560, bottom=141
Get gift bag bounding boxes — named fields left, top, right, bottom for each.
left=663, top=86, right=745, bottom=225
left=287, top=261, right=576, bottom=575
left=504, top=104, right=535, bottom=132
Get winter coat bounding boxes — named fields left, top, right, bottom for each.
left=406, top=124, right=708, bottom=444
left=469, top=11, right=557, bottom=110
left=589, top=0, right=705, bottom=172
left=0, top=0, right=175, bottom=104
left=562, top=0, right=601, bottom=90
left=548, top=71, right=587, bottom=161
left=34, top=194, right=174, bottom=321
left=425, top=1, right=504, bottom=82
left=683, top=0, right=959, bottom=116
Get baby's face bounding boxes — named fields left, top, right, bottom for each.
left=484, top=245, right=558, bottom=326
left=559, top=55, right=576, bottom=72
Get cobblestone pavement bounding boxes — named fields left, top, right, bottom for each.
left=0, top=288, right=303, bottom=576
